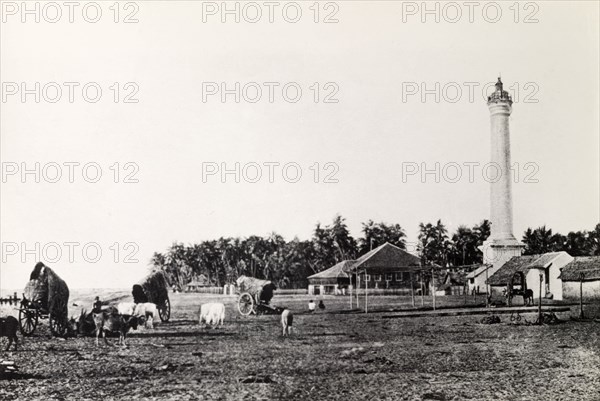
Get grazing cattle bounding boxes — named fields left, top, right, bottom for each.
left=0, top=316, right=19, bottom=351
left=523, top=289, right=534, bottom=306
left=134, top=303, right=158, bottom=329
left=92, top=312, right=139, bottom=347
left=198, top=303, right=225, bottom=327
left=281, top=309, right=293, bottom=337
left=117, top=302, right=136, bottom=316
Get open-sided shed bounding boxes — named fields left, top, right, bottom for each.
left=307, top=260, right=354, bottom=295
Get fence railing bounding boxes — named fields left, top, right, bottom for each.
left=0, top=293, right=21, bottom=305
left=274, top=289, right=309, bottom=295
left=184, top=287, right=224, bottom=294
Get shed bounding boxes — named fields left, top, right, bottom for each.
left=558, top=256, right=600, bottom=300
left=184, top=275, right=211, bottom=292
left=465, top=264, right=490, bottom=294
left=307, top=260, right=354, bottom=295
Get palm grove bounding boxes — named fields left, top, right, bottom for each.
left=150, top=216, right=600, bottom=289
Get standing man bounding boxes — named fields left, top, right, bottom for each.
left=92, top=296, right=103, bottom=314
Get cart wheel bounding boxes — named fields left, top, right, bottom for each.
left=158, top=298, right=171, bottom=322
left=49, top=315, right=68, bottom=337
left=19, top=308, right=38, bottom=336
left=238, top=293, right=254, bottom=316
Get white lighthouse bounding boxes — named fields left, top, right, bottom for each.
left=481, top=77, right=524, bottom=273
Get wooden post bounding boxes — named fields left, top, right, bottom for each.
left=538, top=273, right=543, bottom=322
left=579, top=273, right=585, bottom=319
left=365, top=271, right=368, bottom=313
left=485, top=265, right=490, bottom=308
left=410, top=271, right=415, bottom=308
left=350, top=280, right=353, bottom=309
left=356, top=274, right=360, bottom=308
left=432, top=267, right=436, bottom=311
left=420, top=271, right=424, bottom=307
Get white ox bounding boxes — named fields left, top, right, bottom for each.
left=281, top=309, right=293, bottom=336
left=117, top=302, right=136, bottom=316
left=134, top=303, right=158, bottom=329
left=198, top=303, right=225, bottom=327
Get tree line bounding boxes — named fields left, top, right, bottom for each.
left=150, top=216, right=600, bottom=289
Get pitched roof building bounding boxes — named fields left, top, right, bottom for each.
left=487, top=252, right=574, bottom=300
left=558, top=256, right=600, bottom=300
left=351, top=242, right=422, bottom=275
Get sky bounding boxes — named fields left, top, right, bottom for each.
left=1, top=1, right=599, bottom=289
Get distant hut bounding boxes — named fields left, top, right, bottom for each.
left=184, top=274, right=211, bottom=292
left=435, top=271, right=467, bottom=296
left=465, top=264, right=489, bottom=295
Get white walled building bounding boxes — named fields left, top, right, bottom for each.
left=487, top=252, right=574, bottom=300
left=559, top=256, right=600, bottom=300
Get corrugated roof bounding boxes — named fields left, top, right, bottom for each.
left=559, top=256, right=600, bottom=281
left=307, top=260, right=355, bottom=280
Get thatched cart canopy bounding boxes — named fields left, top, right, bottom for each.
left=236, top=275, right=276, bottom=304
left=133, top=271, right=170, bottom=305
left=24, top=262, right=69, bottom=321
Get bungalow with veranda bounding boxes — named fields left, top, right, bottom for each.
left=308, top=242, right=425, bottom=294
left=349, top=242, right=423, bottom=290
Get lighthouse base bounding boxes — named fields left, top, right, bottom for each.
left=480, top=239, right=525, bottom=279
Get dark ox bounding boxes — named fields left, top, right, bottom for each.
left=0, top=316, right=19, bottom=351
left=92, top=312, right=139, bottom=347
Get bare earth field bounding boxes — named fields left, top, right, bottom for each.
left=1, top=291, right=599, bottom=401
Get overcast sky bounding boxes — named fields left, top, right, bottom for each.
left=1, top=1, right=598, bottom=290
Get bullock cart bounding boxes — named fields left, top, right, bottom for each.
left=236, top=276, right=283, bottom=316
left=132, top=271, right=171, bottom=322
left=17, top=262, right=70, bottom=336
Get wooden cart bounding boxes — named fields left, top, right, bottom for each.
left=132, top=271, right=171, bottom=322
left=235, top=275, right=283, bottom=316
left=18, top=263, right=69, bottom=337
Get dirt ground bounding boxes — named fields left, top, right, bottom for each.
left=1, top=291, right=599, bottom=401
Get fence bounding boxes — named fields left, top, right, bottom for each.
left=0, top=293, right=21, bottom=306
left=274, top=289, right=309, bottom=295
left=185, top=287, right=225, bottom=294
left=352, top=288, right=418, bottom=296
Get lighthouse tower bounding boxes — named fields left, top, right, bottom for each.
left=482, top=77, right=524, bottom=273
